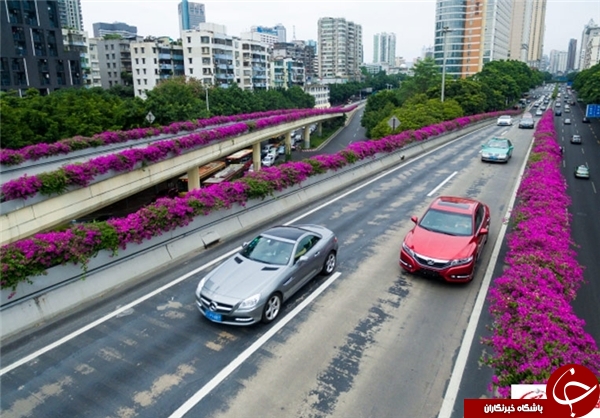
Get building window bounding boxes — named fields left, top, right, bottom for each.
left=137, top=79, right=141, bottom=84
left=111, top=44, right=114, bottom=50
left=112, top=53, right=115, bottom=59
left=106, top=54, right=110, bottom=59
left=143, top=68, right=146, bottom=74
left=188, top=47, right=192, bottom=53
left=154, top=58, right=157, bottom=64
left=189, top=68, right=193, bottom=74
left=144, top=79, right=147, bottom=85
left=201, top=36, right=210, bottom=44
left=141, top=47, right=145, bottom=53
left=189, top=57, right=193, bottom=64
left=136, top=69, right=140, bottom=74
left=187, top=36, right=191, bottom=43
left=135, top=58, right=139, bottom=64
left=134, top=47, right=138, bottom=53
left=142, top=58, right=145, bottom=64
left=153, top=47, right=156, bottom=54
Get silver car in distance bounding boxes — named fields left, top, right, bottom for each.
left=196, top=224, right=338, bottom=325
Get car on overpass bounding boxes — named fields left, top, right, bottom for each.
left=400, top=196, right=490, bottom=283
left=195, top=225, right=338, bottom=325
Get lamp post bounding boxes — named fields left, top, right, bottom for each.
left=441, top=26, right=452, bottom=103
left=204, top=85, right=210, bottom=113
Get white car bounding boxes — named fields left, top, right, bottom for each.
left=564, top=118, right=572, bottom=125
left=497, top=115, right=513, bottom=126
left=571, top=135, right=582, bottom=144
left=262, top=154, right=276, bottom=167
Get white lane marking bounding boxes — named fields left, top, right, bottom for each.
left=582, top=148, right=585, bottom=154
left=592, top=182, right=597, bottom=194
left=169, top=272, right=343, bottom=418
left=427, top=171, right=458, bottom=197
left=437, top=132, right=535, bottom=418
left=1, top=123, right=493, bottom=376
left=563, top=160, right=566, bottom=168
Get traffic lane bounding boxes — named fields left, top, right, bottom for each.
left=558, top=114, right=600, bottom=346
left=0, top=123, right=525, bottom=418
left=183, top=126, right=534, bottom=418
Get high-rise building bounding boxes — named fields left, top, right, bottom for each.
left=579, top=19, right=600, bottom=70
left=57, top=0, right=83, bottom=31
left=582, top=34, right=600, bottom=70
left=508, top=0, right=547, bottom=68
left=274, top=23, right=286, bottom=43
left=0, top=0, right=83, bottom=95
left=318, top=17, right=363, bottom=83
left=272, top=40, right=316, bottom=83
left=373, top=32, right=396, bottom=66
left=566, top=39, right=577, bottom=71
left=548, top=50, right=568, bottom=74
left=178, top=1, right=205, bottom=32
left=93, top=22, right=138, bottom=39
left=434, top=0, right=512, bottom=79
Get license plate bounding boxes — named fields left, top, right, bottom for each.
left=204, top=310, right=222, bottom=322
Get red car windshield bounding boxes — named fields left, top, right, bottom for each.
left=419, top=209, right=473, bottom=237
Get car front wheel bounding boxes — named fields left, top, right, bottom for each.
left=261, top=293, right=282, bottom=324
left=321, top=251, right=336, bottom=276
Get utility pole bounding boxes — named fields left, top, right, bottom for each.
left=441, top=26, right=452, bottom=103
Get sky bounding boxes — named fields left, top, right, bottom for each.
left=81, top=0, right=600, bottom=63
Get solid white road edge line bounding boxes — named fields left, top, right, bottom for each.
left=168, top=271, right=343, bottom=418
left=1, top=122, right=494, bottom=376
left=427, top=171, right=458, bottom=197
left=437, top=133, right=535, bottom=418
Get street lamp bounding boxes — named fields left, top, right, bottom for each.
left=441, top=26, right=452, bottom=103
left=204, top=85, right=210, bottom=112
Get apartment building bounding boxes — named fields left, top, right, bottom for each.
left=248, top=24, right=286, bottom=45
left=508, top=0, right=547, bottom=68
left=434, top=0, right=511, bottom=78
left=581, top=33, right=600, bottom=70
left=131, top=37, right=185, bottom=98
left=270, top=57, right=305, bottom=89
left=317, top=17, right=363, bottom=83
left=304, top=84, right=330, bottom=109
left=182, top=23, right=234, bottom=87
left=96, top=37, right=132, bottom=89
left=62, top=28, right=90, bottom=87
left=236, top=34, right=269, bottom=91
left=272, top=40, right=317, bottom=82
left=579, top=20, right=600, bottom=70
left=87, top=37, right=102, bottom=87
left=0, top=0, right=82, bottom=95
left=93, top=22, right=137, bottom=39
left=373, top=32, right=396, bottom=66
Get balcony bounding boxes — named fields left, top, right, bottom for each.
left=213, top=53, right=232, bottom=60
left=159, top=63, right=173, bottom=70
left=158, top=53, right=171, bottom=60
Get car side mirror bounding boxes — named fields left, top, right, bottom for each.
left=296, top=255, right=308, bottom=265
left=411, top=216, right=418, bottom=224
left=479, top=228, right=488, bottom=236
left=242, top=242, right=248, bottom=248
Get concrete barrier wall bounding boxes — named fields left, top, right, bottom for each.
left=0, top=120, right=493, bottom=340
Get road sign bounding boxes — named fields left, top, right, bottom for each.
left=585, top=104, right=600, bottom=118
left=387, top=115, right=401, bottom=131
left=146, top=111, right=156, bottom=124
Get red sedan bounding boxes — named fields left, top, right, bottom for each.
left=400, top=196, right=490, bottom=283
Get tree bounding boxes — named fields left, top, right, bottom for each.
left=144, top=76, right=208, bottom=125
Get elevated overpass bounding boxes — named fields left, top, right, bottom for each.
left=1, top=111, right=348, bottom=245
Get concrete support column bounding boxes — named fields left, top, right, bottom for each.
left=252, top=142, right=262, bottom=171
left=187, top=167, right=200, bottom=191
left=304, top=125, right=311, bottom=149
left=284, top=131, right=292, bottom=156
left=317, top=122, right=323, bottom=136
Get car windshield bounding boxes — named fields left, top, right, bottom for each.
left=487, top=140, right=508, bottom=149
left=419, top=208, right=473, bottom=236
left=240, top=235, right=294, bottom=265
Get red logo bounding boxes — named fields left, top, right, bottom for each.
left=546, top=364, right=599, bottom=417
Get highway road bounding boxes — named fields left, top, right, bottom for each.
left=1, top=120, right=533, bottom=418
left=558, top=98, right=600, bottom=344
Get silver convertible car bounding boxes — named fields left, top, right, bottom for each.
left=196, top=224, right=338, bottom=325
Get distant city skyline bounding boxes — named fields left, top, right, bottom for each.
left=81, top=0, right=600, bottom=64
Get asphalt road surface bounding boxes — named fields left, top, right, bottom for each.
left=2, top=120, right=534, bottom=418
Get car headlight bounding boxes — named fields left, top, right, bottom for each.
left=482, top=152, right=490, bottom=157
left=239, top=293, right=261, bottom=309
left=402, top=242, right=415, bottom=257
left=196, top=276, right=208, bottom=296
left=450, top=256, right=473, bottom=267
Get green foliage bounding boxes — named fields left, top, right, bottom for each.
left=239, top=177, right=275, bottom=199
left=573, top=62, right=600, bottom=103
left=37, top=169, right=69, bottom=196
left=0, top=78, right=315, bottom=149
